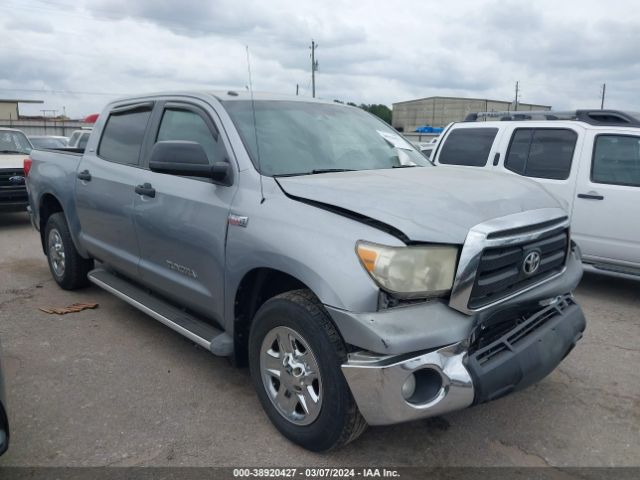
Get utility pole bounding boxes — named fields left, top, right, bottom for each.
left=296, top=84, right=299, bottom=96
left=514, top=81, right=519, bottom=111
left=310, top=40, right=318, bottom=98
left=600, top=83, right=606, bottom=110
left=40, top=109, right=58, bottom=134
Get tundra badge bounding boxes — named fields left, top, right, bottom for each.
left=166, top=260, right=198, bottom=279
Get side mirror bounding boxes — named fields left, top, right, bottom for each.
left=149, top=141, right=231, bottom=184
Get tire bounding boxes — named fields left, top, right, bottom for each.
left=249, top=289, right=367, bottom=451
left=45, top=212, right=93, bottom=290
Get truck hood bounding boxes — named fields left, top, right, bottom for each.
left=0, top=154, right=26, bottom=170
left=277, top=167, right=562, bottom=244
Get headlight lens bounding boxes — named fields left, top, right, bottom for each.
left=356, top=241, right=458, bottom=298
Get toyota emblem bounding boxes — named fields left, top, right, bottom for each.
left=522, top=250, right=542, bottom=275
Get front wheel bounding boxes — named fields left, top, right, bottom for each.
left=45, top=212, right=93, bottom=290
left=249, top=289, right=367, bottom=451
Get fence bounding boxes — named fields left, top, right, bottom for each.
left=0, top=118, right=91, bottom=136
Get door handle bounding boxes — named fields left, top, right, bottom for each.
left=77, top=170, right=92, bottom=181
left=135, top=183, right=156, bottom=198
left=577, top=193, right=604, bottom=200
left=492, top=152, right=500, bottom=166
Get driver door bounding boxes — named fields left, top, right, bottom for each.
left=133, top=100, right=237, bottom=325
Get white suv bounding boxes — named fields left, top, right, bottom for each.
left=431, top=110, right=640, bottom=279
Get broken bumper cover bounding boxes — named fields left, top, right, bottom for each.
left=341, top=297, right=586, bottom=426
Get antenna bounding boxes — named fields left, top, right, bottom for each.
left=246, top=45, right=265, bottom=204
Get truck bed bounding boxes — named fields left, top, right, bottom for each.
left=27, top=147, right=84, bottom=235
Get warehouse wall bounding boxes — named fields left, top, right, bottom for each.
left=0, top=103, right=19, bottom=120
left=392, top=97, right=551, bottom=131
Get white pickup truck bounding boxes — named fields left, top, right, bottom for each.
left=0, top=127, right=32, bottom=213
left=431, top=110, right=640, bottom=280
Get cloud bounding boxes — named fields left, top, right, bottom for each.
left=4, top=17, right=54, bottom=34
left=0, top=0, right=639, bottom=118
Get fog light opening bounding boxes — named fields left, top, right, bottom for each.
left=401, top=374, right=416, bottom=400
left=403, top=368, right=443, bottom=405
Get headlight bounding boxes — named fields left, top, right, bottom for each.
left=356, top=241, right=458, bottom=298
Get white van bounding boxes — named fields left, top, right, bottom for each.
left=431, top=110, right=640, bottom=279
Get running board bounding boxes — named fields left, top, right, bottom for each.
left=583, top=263, right=640, bottom=281
left=88, top=268, right=233, bottom=356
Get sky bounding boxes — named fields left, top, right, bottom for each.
left=2, top=0, right=639, bottom=119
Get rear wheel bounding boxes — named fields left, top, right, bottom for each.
left=249, top=289, right=367, bottom=451
left=45, top=212, right=93, bottom=290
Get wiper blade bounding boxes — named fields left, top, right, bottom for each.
left=274, top=168, right=356, bottom=178
left=0, top=150, right=23, bottom=154
left=392, top=164, right=420, bottom=168
left=310, top=168, right=355, bottom=174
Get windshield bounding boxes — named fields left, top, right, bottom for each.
left=0, top=130, right=32, bottom=154
left=223, top=100, right=430, bottom=176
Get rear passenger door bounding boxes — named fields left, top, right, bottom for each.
left=500, top=126, right=582, bottom=209
left=571, top=131, right=640, bottom=269
left=133, top=100, right=237, bottom=326
left=75, top=103, right=153, bottom=277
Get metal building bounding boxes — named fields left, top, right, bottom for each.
left=392, top=96, right=551, bottom=131
left=0, top=98, right=90, bottom=136
left=0, top=99, right=44, bottom=121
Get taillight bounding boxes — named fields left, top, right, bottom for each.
left=23, top=158, right=32, bottom=176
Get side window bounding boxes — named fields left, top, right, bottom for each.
left=98, top=107, right=152, bottom=165
left=78, top=132, right=90, bottom=150
left=68, top=131, right=80, bottom=146
left=592, top=135, right=640, bottom=187
left=505, top=128, right=577, bottom=180
left=438, top=128, right=498, bottom=166
left=156, top=108, right=221, bottom=164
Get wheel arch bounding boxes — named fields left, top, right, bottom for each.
left=38, top=193, right=65, bottom=254
left=38, top=192, right=88, bottom=258
left=232, top=267, right=325, bottom=366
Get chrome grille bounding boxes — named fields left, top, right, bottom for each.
left=468, top=228, right=568, bottom=309
left=0, top=168, right=28, bottom=202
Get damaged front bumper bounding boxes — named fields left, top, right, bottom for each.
left=341, top=296, right=586, bottom=426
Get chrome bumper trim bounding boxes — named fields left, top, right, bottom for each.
left=341, top=342, right=474, bottom=426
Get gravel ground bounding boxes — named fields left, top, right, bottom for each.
left=0, top=211, right=638, bottom=467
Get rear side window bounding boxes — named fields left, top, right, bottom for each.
left=156, top=108, right=221, bottom=163
left=98, top=107, right=152, bottom=165
left=592, top=135, right=640, bottom=187
left=505, top=128, right=577, bottom=180
left=438, top=128, right=498, bottom=166
left=78, top=132, right=90, bottom=150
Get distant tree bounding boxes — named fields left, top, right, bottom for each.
left=331, top=100, right=392, bottom=124
left=359, top=104, right=392, bottom=124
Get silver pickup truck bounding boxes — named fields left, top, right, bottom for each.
left=26, top=91, right=586, bottom=451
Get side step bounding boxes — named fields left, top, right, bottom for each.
left=88, top=268, right=233, bottom=356
left=583, top=262, right=640, bottom=281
